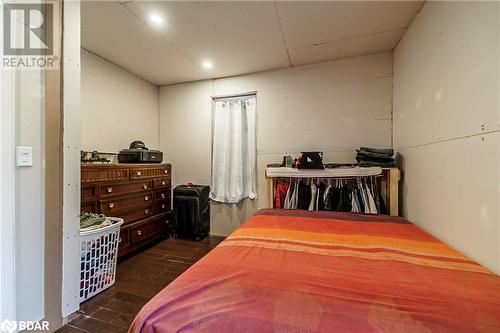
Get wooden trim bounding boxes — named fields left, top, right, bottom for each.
left=44, top=0, right=63, bottom=328
left=387, top=168, right=401, bottom=217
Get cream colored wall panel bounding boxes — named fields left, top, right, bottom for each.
left=289, top=30, right=404, bottom=66
left=15, top=59, right=45, bottom=322
left=159, top=80, right=212, bottom=188
left=160, top=53, right=393, bottom=236
left=81, top=50, right=159, bottom=152
left=214, top=53, right=393, bottom=154
left=399, top=132, right=500, bottom=273
left=393, top=1, right=500, bottom=273
left=277, top=1, right=423, bottom=49
left=210, top=200, right=258, bottom=237
left=394, top=1, right=499, bottom=149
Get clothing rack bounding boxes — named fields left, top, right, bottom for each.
left=265, top=165, right=401, bottom=217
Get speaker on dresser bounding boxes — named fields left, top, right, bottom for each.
left=173, top=185, right=210, bottom=240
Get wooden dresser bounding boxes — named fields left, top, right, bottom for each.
left=81, top=163, right=172, bottom=257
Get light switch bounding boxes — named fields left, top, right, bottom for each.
left=16, top=146, right=33, bottom=167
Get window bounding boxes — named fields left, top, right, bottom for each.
left=210, top=95, right=257, bottom=203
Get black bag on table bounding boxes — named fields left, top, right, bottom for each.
left=173, top=185, right=210, bottom=240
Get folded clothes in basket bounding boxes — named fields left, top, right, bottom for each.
left=80, top=213, right=114, bottom=231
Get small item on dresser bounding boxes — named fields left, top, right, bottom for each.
left=118, top=140, right=163, bottom=163
left=81, top=150, right=111, bottom=164
left=356, top=147, right=395, bottom=167
left=297, top=152, right=325, bottom=169
left=282, top=155, right=293, bottom=168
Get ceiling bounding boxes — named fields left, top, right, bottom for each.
left=81, top=1, right=425, bottom=86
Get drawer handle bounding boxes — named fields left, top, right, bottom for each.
left=145, top=195, right=149, bottom=201
left=143, top=184, right=148, bottom=190
left=137, top=230, right=142, bottom=236
left=137, top=171, right=142, bottom=176
left=161, top=204, right=165, bottom=209
left=119, top=237, right=122, bottom=243
left=164, top=220, right=169, bottom=224
left=108, top=203, right=114, bottom=208
left=161, top=193, right=166, bottom=199
left=107, top=187, right=113, bottom=193
left=161, top=181, right=166, bottom=186
left=164, top=169, right=168, bottom=174
left=145, top=209, right=149, bottom=214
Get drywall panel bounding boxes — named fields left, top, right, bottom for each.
left=0, top=32, right=16, bottom=323
left=398, top=132, right=499, bottom=273
left=81, top=49, right=160, bottom=152
left=394, top=1, right=499, bottom=149
left=213, top=53, right=392, bottom=154
left=14, top=27, right=45, bottom=323
left=289, top=30, right=404, bottom=66
left=393, top=1, right=500, bottom=273
left=160, top=53, right=393, bottom=235
left=158, top=80, right=212, bottom=187
left=277, top=1, right=423, bottom=49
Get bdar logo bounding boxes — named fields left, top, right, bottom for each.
left=3, top=3, right=53, bottom=55
left=0, top=319, right=17, bottom=333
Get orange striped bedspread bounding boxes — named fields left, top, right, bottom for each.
left=129, top=209, right=500, bottom=333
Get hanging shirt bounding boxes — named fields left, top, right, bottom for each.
left=351, top=192, right=359, bottom=213
left=275, top=182, right=289, bottom=209
left=366, top=186, right=378, bottom=214
left=308, top=183, right=317, bottom=211
left=284, top=182, right=293, bottom=209
left=317, top=183, right=325, bottom=210
left=290, top=182, right=299, bottom=209
left=324, top=185, right=333, bottom=210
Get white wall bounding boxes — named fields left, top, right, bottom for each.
left=393, top=1, right=500, bottom=273
left=81, top=49, right=160, bottom=152
left=159, top=52, right=393, bottom=235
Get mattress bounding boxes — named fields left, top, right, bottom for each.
left=129, top=209, right=500, bottom=333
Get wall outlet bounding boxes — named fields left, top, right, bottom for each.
left=16, top=146, right=33, bottom=167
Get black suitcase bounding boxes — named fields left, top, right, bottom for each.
left=173, top=185, right=210, bottom=240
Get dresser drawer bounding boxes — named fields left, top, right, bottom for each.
left=100, top=193, right=153, bottom=215
left=118, top=227, right=130, bottom=251
left=154, top=189, right=171, bottom=201
left=154, top=200, right=171, bottom=214
left=130, top=166, right=170, bottom=179
left=81, top=166, right=129, bottom=183
left=130, top=215, right=171, bottom=244
left=99, top=180, right=153, bottom=198
left=114, top=204, right=154, bottom=224
left=81, top=185, right=97, bottom=201
left=153, top=177, right=170, bottom=189
left=81, top=200, right=98, bottom=214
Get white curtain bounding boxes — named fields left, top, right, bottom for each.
left=210, top=95, right=257, bottom=203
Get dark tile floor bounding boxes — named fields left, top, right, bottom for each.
left=56, top=236, right=225, bottom=333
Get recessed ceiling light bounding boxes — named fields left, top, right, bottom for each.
left=150, top=14, right=164, bottom=25
left=201, top=60, right=213, bottom=70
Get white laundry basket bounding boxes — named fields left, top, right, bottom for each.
left=79, top=217, right=124, bottom=302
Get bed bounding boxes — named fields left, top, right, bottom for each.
left=129, top=209, right=500, bottom=333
